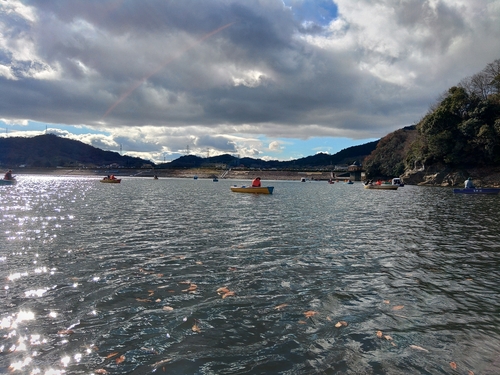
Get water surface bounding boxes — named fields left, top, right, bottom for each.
left=1, top=176, right=499, bottom=374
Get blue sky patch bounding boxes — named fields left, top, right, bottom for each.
left=283, top=0, right=338, bottom=26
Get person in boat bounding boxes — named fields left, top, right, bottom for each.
left=110, top=174, right=116, bottom=180
left=4, top=170, right=13, bottom=180
left=251, top=177, right=261, bottom=187
left=464, top=177, right=475, bottom=189
left=376, top=179, right=382, bottom=185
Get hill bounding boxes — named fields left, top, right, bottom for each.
left=159, top=140, right=378, bottom=170
left=0, top=134, right=151, bottom=168
left=0, top=133, right=379, bottom=170
left=363, top=58, right=500, bottom=186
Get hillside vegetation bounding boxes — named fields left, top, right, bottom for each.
left=160, top=141, right=378, bottom=170
left=364, top=59, right=500, bottom=184
left=0, top=134, right=150, bottom=168
left=0, top=134, right=377, bottom=171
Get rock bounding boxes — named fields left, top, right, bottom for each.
left=402, top=165, right=500, bottom=187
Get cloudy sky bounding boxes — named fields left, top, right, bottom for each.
left=1, top=0, right=499, bottom=163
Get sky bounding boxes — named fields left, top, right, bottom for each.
left=0, top=0, right=499, bottom=163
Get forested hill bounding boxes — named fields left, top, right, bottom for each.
left=364, top=58, right=500, bottom=180
left=0, top=134, right=150, bottom=168
left=0, top=133, right=379, bottom=170
left=159, top=140, right=379, bottom=169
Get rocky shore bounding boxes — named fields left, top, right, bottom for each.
left=402, top=164, right=500, bottom=188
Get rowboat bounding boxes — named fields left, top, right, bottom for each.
left=453, top=188, right=500, bottom=195
left=0, top=179, right=17, bottom=186
left=100, top=178, right=121, bottom=183
left=230, top=186, right=274, bottom=194
left=363, top=184, right=398, bottom=190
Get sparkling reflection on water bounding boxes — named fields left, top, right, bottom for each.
left=1, top=176, right=500, bottom=374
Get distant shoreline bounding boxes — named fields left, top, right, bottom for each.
left=9, top=167, right=339, bottom=181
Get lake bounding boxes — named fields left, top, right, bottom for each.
left=1, top=176, right=499, bottom=374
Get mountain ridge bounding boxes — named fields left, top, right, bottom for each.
left=0, top=133, right=379, bottom=170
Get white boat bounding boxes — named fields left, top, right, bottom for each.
left=363, top=182, right=398, bottom=190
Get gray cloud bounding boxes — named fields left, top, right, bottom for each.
left=1, top=0, right=499, bottom=161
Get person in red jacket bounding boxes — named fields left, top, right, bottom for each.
left=251, top=177, right=261, bottom=187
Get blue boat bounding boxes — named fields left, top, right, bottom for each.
left=0, top=179, right=17, bottom=186
left=453, top=188, right=500, bottom=195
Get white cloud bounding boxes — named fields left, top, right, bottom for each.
left=0, top=64, right=16, bottom=80
left=268, top=140, right=283, bottom=151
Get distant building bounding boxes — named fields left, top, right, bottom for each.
left=348, top=161, right=362, bottom=172
left=334, top=164, right=349, bottom=171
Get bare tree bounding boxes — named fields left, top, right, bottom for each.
left=459, top=59, right=500, bottom=98
left=459, top=76, right=474, bottom=96
left=483, top=59, right=500, bottom=95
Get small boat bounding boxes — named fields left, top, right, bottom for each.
left=300, top=177, right=307, bottom=182
left=363, top=183, right=398, bottom=190
left=193, top=175, right=198, bottom=180
left=392, top=178, right=404, bottom=187
left=453, top=188, right=500, bottom=195
left=230, top=186, right=274, bottom=194
left=213, top=178, right=219, bottom=182
left=346, top=180, right=353, bottom=184
left=0, top=179, right=17, bottom=186
left=100, top=178, right=121, bottom=183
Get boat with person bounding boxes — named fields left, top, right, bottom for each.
left=100, top=177, right=121, bottom=183
left=230, top=186, right=274, bottom=194
left=453, top=188, right=500, bottom=195
left=363, top=181, right=398, bottom=190
left=2, top=169, right=17, bottom=185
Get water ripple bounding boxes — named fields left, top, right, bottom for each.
left=1, top=178, right=499, bottom=374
